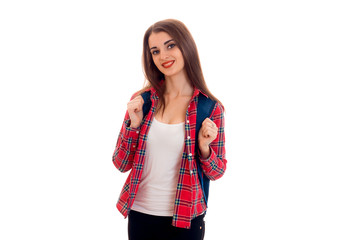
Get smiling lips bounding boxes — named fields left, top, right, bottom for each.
left=161, top=60, right=175, bottom=68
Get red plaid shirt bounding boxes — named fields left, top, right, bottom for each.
left=112, top=86, right=227, bottom=229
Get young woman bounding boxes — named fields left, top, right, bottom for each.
left=112, top=19, right=227, bottom=240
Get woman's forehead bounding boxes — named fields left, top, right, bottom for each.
left=148, top=32, right=174, bottom=47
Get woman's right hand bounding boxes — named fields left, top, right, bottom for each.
left=127, top=95, right=144, bottom=128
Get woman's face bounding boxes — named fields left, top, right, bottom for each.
left=148, top=31, right=185, bottom=78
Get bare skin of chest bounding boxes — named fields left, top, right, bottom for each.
left=154, top=95, right=191, bottom=124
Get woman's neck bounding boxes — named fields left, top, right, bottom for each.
left=164, top=72, right=193, bottom=97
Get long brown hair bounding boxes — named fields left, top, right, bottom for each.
left=141, top=19, right=221, bottom=113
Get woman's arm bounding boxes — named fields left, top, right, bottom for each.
left=198, top=102, right=227, bottom=180
left=112, top=94, right=143, bottom=172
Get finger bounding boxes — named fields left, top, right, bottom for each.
left=134, top=103, right=143, bottom=112
left=202, top=129, right=209, bottom=137
left=202, top=118, right=212, bottom=125
left=208, top=129, right=217, bottom=138
left=128, top=101, right=142, bottom=111
left=203, top=118, right=217, bottom=128
left=129, top=102, right=141, bottom=110
left=201, top=122, right=217, bottom=132
left=205, top=127, right=218, bottom=137
left=204, top=123, right=217, bottom=133
left=136, top=97, right=145, bottom=107
left=209, top=123, right=217, bottom=130
left=127, top=103, right=137, bottom=113
left=203, top=128, right=215, bottom=138
left=130, top=96, right=144, bottom=105
left=134, top=95, right=144, bottom=102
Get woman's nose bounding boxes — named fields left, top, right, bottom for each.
left=159, top=50, right=169, bottom=60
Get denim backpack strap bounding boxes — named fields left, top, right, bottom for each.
left=140, top=91, right=152, bottom=118
left=195, top=93, right=216, bottom=206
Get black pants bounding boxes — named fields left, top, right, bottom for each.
left=128, top=210, right=205, bottom=240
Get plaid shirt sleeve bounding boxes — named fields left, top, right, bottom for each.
left=112, top=95, right=141, bottom=173
left=198, top=102, right=227, bottom=180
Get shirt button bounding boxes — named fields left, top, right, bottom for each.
left=187, top=136, right=191, bottom=139
left=186, top=120, right=189, bottom=123
left=189, top=153, right=192, bottom=157
left=136, top=131, right=139, bottom=134
left=133, top=145, right=136, bottom=148
left=190, top=170, right=193, bottom=174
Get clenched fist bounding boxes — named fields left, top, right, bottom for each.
left=127, top=95, right=144, bottom=128
left=198, top=118, right=218, bottom=159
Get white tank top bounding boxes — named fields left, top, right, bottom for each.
left=131, top=117, right=185, bottom=216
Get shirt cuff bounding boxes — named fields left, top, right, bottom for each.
left=123, top=119, right=141, bottom=139
left=198, top=146, right=215, bottom=163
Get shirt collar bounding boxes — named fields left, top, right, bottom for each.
left=192, top=87, right=208, bottom=100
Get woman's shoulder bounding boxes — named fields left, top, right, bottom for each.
left=130, top=86, right=154, bottom=100
left=212, top=100, right=225, bottom=117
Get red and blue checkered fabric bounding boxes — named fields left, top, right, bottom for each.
left=112, top=86, right=227, bottom=229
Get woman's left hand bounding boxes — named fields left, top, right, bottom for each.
left=198, top=118, right=218, bottom=158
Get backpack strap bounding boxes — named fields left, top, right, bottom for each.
left=141, top=91, right=152, bottom=118
left=195, top=93, right=216, bottom=206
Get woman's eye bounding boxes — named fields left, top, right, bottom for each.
left=152, top=50, right=159, bottom=55
left=168, top=43, right=176, bottom=49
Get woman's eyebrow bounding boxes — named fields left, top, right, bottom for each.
left=150, top=39, right=174, bottom=50
left=163, top=39, right=174, bottom=45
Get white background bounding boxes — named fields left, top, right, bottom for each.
left=1, top=0, right=359, bottom=239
